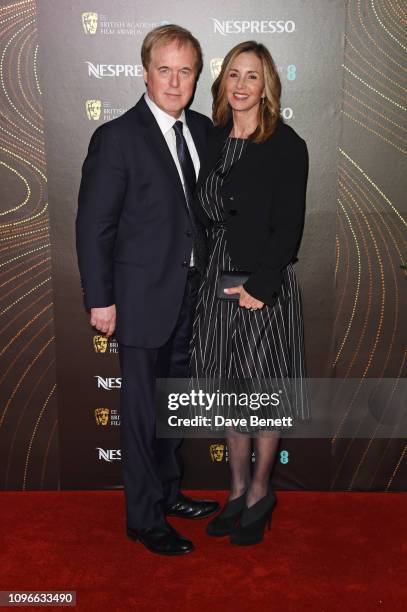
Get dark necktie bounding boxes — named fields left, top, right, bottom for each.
left=173, top=120, right=206, bottom=274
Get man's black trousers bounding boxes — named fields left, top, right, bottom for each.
left=118, top=269, right=200, bottom=529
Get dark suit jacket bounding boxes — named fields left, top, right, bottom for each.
left=76, top=95, right=213, bottom=347
left=195, top=118, right=309, bottom=305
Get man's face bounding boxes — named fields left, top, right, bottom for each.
left=144, top=39, right=198, bottom=118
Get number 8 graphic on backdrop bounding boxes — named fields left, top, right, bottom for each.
left=280, top=450, right=289, bottom=464
left=287, top=64, right=296, bottom=80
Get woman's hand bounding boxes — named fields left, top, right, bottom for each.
left=224, top=285, right=264, bottom=310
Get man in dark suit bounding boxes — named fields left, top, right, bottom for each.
left=76, top=24, right=218, bottom=556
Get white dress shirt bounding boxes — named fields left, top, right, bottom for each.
left=144, top=92, right=200, bottom=266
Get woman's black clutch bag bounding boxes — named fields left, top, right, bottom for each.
left=217, top=271, right=250, bottom=301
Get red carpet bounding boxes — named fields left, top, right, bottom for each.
left=1, top=491, right=405, bottom=611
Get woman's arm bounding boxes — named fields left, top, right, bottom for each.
left=243, top=137, right=309, bottom=305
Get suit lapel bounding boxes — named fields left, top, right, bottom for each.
left=135, top=96, right=185, bottom=202
left=185, top=110, right=205, bottom=181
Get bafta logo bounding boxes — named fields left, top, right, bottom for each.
left=82, top=12, right=98, bottom=35
left=86, top=100, right=102, bottom=120
left=93, top=335, right=108, bottom=353
left=209, top=444, right=224, bottom=462
left=95, top=408, right=109, bottom=426
left=210, top=58, right=223, bottom=80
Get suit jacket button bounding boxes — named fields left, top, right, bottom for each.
left=182, top=260, right=188, bottom=267
left=229, top=209, right=237, bottom=216
left=229, top=195, right=234, bottom=200
left=186, top=230, right=192, bottom=237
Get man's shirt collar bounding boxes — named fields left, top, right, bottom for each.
left=144, top=91, right=186, bottom=135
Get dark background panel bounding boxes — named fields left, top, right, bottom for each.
left=1, top=0, right=405, bottom=491
left=35, top=0, right=343, bottom=491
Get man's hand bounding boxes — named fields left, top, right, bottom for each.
left=90, top=305, right=116, bottom=336
left=223, top=285, right=264, bottom=310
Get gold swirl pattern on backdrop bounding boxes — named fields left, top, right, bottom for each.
left=332, top=0, right=406, bottom=491
left=0, top=0, right=57, bottom=490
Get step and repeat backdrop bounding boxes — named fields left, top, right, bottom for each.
left=0, top=0, right=405, bottom=491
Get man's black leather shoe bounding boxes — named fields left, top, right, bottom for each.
left=165, top=492, right=220, bottom=519
left=126, top=522, right=194, bottom=555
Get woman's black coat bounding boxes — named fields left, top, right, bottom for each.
left=193, top=118, right=309, bottom=305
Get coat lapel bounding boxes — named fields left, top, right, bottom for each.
left=196, top=118, right=265, bottom=191
left=185, top=110, right=205, bottom=182
left=135, top=96, right=185, bottom=202
left=225, top=119, right=283, bottom=186
left=223, top=139, right=259, bottom=187
left=198, top=118, right=280, bottom=192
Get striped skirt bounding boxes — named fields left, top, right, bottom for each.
left=189, top=227, right=310, bottom=431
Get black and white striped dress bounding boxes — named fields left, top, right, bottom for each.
left=190, top=137, right=309, bottom=430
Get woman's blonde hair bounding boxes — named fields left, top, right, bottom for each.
left=212, top=41, right=281, bottom=143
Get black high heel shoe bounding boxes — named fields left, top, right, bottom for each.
left=230, top=488, right=277, bottom=546
left=206, top=493, right=246, bottom=537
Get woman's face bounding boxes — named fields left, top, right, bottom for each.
left=225, top=51, right=265, bottom=114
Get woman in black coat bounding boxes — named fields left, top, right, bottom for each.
left=190, top=41, right=309, bottom=545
